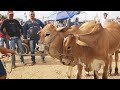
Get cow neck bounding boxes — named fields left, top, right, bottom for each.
left=78, top=24, right=104, bottom=48
left=75, top=43, right=93, bottom=69
left=46, top=31, right=59, bottom=49
left=48, top=32, right=64, bottom=59
left=46, top=31, right=58, bottom=55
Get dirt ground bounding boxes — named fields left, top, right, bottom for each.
left=2, top=54, right=120, bottom=79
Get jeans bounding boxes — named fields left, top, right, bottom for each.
left=0, top=38, right=9, bottom=49
left=9, top=36, right=24, bottom=66
left=29, top=39, right=45, bottom=63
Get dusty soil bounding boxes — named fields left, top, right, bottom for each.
left=2, top=54, right=120, bottom=79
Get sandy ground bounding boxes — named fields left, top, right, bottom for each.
left=2, top=54, right=120, bottom=79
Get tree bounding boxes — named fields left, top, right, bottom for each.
left=0, top=14, right=7, bottom=19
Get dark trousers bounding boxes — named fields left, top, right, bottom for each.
left=0, top=60, right=6, bottom=77
left=29, top=39, right=45, bottom=63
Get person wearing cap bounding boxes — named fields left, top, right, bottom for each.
left=100, top=13, right=109, bottom=27
left=0, top=11, right=25, bottom=69
left=23, top=11, right=45, bottom=65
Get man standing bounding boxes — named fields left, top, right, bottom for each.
left=100, top=13, right=109, bottom=27
left=73, top=17, right=79, bottom=27
left=23, top=11, right=45, bottom=65
left=0, top=11, right=25, bottom=69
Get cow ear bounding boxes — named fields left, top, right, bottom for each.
left=57, top=27, right=71, bottom=32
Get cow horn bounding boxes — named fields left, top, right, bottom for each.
left=57, top=27, right=65, bottom=31
left=37, top=31, right=41, bottom=34
left=57, top=27, right=71, bottom=32
left=76, top=39, right=88, bottom=46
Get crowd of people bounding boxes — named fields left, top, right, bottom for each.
left=95, top=12, right=120, bottom=26
left=0, top=11, right=46, bottom=79
left=44, top=17, right=81, bottom=28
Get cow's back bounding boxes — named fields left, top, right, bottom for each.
left=104, top=22, right=120, bottom=54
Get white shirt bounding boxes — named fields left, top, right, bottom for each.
left=100, top=18, right=109, bottom=27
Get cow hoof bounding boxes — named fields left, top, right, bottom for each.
left=76, top=74, right=81, bottom=79
left=114, top=72, right=119, bottom=76
left=66, top=73, right=72, bottom=79
left=102, top=76, right=108, bottom=79
left=94, top=71, right=99, bottom=79
left=67, top=76, right=71, bottom=79
left=109, top=69, right=112, bottom=76
left=109, top=71, right=112, bottom=76
left=115, top=67, right=118, bottom=75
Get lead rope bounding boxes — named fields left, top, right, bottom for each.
left=1, top=56, right=13, bottom=74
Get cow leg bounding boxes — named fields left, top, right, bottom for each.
left=94, top=70, right=99, bottom=79
left=102, top=58, right=109, bottom=79
left=115, top=50, right=119, bottom=75
left=67, top=66, right=73, bottom=79
left=85, top=65, right=90, bottom=76
left=109, top=55, right=113, bottom=75
left=77, top=64, right=83, bottom=79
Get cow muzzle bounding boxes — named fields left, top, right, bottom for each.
left=61, top=59, right=75, bottom=66
left=37, top=44, right=46, bottom=52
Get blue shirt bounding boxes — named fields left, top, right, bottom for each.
left=23, top=18, right=44, bottom=39
left=74, top=21, right=79, bottom=26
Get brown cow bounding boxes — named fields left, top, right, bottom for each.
left=78, top=21, right=120, bottom=75
left=62, top=21, right=120, bottom=79
left=38, top=24, right=79, bottom=78
left=103, top=22, right=120, bottom=75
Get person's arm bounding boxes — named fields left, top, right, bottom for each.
left=0, top=47, right=15, bottom=54
left=23, top=22, right=28, bottom=39
left=0, top=20, right=6, bottom=34
left=39, top=20, right=45, bottom=29
left=16, top=20, right=23, bottom=35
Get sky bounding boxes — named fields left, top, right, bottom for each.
left=0, top=11, right=120, bottom=22
left=0, top=11, right=53, bottom=21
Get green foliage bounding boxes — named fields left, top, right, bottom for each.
left=0, top=14, right=7, bottom=19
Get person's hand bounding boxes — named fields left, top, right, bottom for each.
left=23, top=39, right=28, bottom=44
left=0, top=47, right=16, bottom=55
left=0, top=47, right=16, bottom=59
left=3, top=28, right=6, bottom=33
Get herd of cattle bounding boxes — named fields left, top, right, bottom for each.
left=37, top=20, right=120, bottom=79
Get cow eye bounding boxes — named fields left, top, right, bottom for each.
left=67, top=46, right=71, bottom=50
left=46, top=34, right=50, bottom=36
